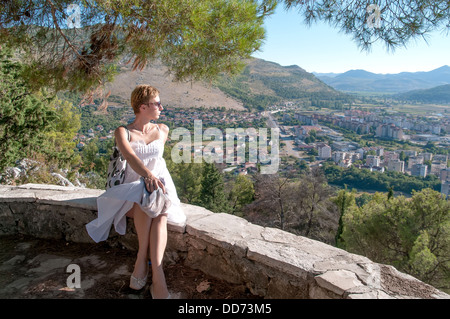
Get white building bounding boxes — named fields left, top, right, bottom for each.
left=366, top=155, right=381, bottom=167
left=332, top=151, right=347, bottom=163
left=317, top=144, right=332, bottom=160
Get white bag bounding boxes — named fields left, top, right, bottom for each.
left=139, top=177, right=171, bottom=218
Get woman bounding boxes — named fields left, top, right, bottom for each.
left=86, top=85, right=186, bottom=299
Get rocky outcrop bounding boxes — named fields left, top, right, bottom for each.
left=0, top=159, right=85, bottom=188
left=0, top=184, right=448, bottom=299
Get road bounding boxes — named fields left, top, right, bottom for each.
left=264, top=111, right=303, bottom=159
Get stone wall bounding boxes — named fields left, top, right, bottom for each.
left=0, top=184, right=448, bottom=299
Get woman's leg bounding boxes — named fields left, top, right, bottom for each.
left=130, top=203, right=152, bottom=280
left=149, top=214, right=169, bottom=298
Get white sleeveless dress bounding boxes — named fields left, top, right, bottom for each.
left=85, top=127, right=186, bottom=243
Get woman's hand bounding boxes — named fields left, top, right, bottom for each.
left=144, top=175, right=166, bottom=194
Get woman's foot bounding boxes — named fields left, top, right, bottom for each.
left=150, top=284, right=171, bottom=299
left=130, top=273, right=148, bottom=290
left=130, top=259, right=149, bottom=290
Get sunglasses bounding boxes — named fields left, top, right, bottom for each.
left=147, top=101, right=162, bottom=108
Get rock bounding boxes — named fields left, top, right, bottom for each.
left=51, top=173, right=75, bottom=187
left=27, top=254, right=73, bottom=274
left=315, top=270, right=364, bottom=296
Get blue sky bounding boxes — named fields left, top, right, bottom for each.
left=253, top=7, right=450, bottom=75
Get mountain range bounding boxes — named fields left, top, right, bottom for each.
left=315, top=66, right=450, bottom=94
left=105, top=58, right=348, bottom=111
left=102, top=58, right=449, bottom=109
left=214, top=58, right=350, bottom=110
left=395, top=84, right=450, bottom=104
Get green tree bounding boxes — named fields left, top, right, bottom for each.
left=2, top=1, right=448, bottom=99
left=199, top=162, right=229, bottom=213
left=41, top=97, right=81, bottom=168
left=341, top=188, right=450, bottom=291
left=80, top=138, right=100, bottom=172
left=170, top=162, right=204, bottom=205
left=354, top=192, right=373, bottom=208
left=296, top=159, right=309, bottom=172
left=78, top=137, right=111, bottom=188
left=228, top=174, right=255, bottom=215
left=387, top=186, right=394, bottom=200
left=164, top=143, right=204, bottom=204
left=283, top=0, right=450, bottom=51
left=0, top=46, right=58, bottom=171
left=410, top=231, right=439, bottom=280
left=331, top=187, right=357, bottom=248
left=0, top=0, right=276, bottom=94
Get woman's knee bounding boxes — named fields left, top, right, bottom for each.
left=126, top=203, right=143, bottom=218
left=151, top=214, right=168, bottom=228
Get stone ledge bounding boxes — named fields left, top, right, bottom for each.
left=0, top=184, right=448, bottom=299
left=0, top=184, right=103, bottom=209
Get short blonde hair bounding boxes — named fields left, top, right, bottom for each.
left=130, top=85, right=160, bottom=114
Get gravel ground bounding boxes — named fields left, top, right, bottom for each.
left=0, top=235, right=261, bottom=299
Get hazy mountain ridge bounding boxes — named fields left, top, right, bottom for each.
left=395, top=84, right=450, bottom=104
left=316, top=65, right=450, bottom=94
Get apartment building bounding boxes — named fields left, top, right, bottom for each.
left=411, top=164, right=428, bottom=178
left=317, top=143, right=332, bottom=160
left=376, top=124, right=405, bottom=140
left=366, top=155, right=381, bottom=167
left=387, top=159, right=405, bottom=173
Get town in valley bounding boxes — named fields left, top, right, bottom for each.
left=75, top=97, right=450, bottom=197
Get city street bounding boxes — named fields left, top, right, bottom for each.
left=265, top=111, right=303, bottom=159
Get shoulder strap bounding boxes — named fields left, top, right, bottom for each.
left=155, top=124, right=165, bottom=141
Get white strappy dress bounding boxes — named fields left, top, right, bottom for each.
left=85, top=126, right=186, bottom=243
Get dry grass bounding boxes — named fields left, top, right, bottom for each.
left=105, top=60, right=245, bottom=111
